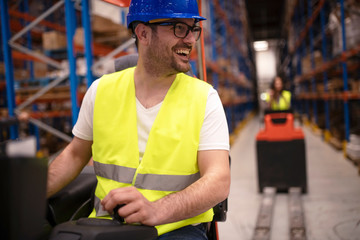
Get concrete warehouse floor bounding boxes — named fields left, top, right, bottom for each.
left=218, top=115, right=360, bottom=240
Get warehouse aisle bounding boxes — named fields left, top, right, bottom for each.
left=218, top=115, right=360, bottom=240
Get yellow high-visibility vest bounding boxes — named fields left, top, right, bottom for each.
left=266, top=90, right=291, bottom=110
left=90, top=67, right=214, bottom=235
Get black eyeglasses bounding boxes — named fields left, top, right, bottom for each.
left=149, top=21, right=202, bottom=41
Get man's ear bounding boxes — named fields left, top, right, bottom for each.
left=134, top=23, right=151, bottom=46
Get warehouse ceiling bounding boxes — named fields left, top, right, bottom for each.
left=245, top=0, right=287, bottom=41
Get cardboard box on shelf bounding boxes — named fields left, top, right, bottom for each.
left=92, top=14, right=126, bottom=33
left=74, top=26, right=131, bottom=48
left=316, top=83, right=325, bottom=93
left=349, top=79, right=360, bottom=93
left=301, top=51, right=323, bottom=74
left=14, top=69, right=29, bottom=80
left=34, top=62, right=48, bottom=79
left=42, top=31, right=67, bottom=50
left=327, top=78, right=344, bottom=92
left=93, top=31, right=131, bottom=47
left=92, top=15, right=131, bottom=46
left=74, top=28, right=85, bottom=47
left=74, top=15, right=131, bottom=49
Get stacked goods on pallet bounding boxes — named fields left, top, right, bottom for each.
left=329, top=3, right=360, bottom=56
left=42, top=31, right=67, bottom=50
left=301, top=51, right=323, bottom=74
left=74, top=14, right=132, bottom=76
left=213, top=58, right=238, bottom=107
left=328, top=78, right=344, bottom=93
left=92, top=15, right=131, bottom=47
left=207, top=58, right=250, bottom=107
left=41, top=15, right=131, bottom=51
left=74, top=14, right=131, bottom=49
left=349, top=78, right=360, bottom=93
left=15, top=85, right=86, bottom=105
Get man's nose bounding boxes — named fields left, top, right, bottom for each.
left=183, top=30, right=197, bottom=44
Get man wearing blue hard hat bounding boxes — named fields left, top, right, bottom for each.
left=47, top=0, right=230, bottom=239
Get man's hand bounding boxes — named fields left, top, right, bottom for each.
left=101, top=150, right=230, bottom=227
left=101, top=186, right=160, bottom=226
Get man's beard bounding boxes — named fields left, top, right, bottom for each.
left=144, top=34, right=191, bottom=76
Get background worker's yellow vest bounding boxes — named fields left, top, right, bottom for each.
left=266, top=90, right=291, bottom=110
left=91, top=67, right=214, bottom=235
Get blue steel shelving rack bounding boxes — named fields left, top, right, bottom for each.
left=0, top=0, right=17, bottom=139
left=206, top=0, right=256, bottom=135
left=0, top=0, right=81, bottom=143
left=0, top=0, right=134, bottom=151
left=1, top=0, right=256, bottom=150
left=283, top=0, right=360, bottom=150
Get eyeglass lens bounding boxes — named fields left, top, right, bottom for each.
left=174, top=23, right=201, bottom=40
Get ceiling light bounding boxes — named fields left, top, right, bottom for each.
left=253, top=41, right=269, bottom=51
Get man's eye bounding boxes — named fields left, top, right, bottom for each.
left=175, top=24, right=186, bottom=31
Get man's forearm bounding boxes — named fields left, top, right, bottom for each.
left=47, top=137, right=92, bottom=197
left=153, top=171, right=230, bottom=225
left=47, top=154, right=81, bottom=197
left=99, top=150, right=230, bottom=227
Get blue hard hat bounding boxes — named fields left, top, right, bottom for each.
left=127, top=0, right=206, bottom=28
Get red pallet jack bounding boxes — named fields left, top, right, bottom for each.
left=253, top=111, right=308, bottom=240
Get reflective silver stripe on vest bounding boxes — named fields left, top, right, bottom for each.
left=94, top=161, right=200, bottom=191
left=94, top=195, right=109, bottom=217
left=93, top=161, right=136, bottom=184
left=134, top=172, right=200, bottom=191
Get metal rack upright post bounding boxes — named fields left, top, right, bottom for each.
left=64, top=0, right=79, bottom=126
left=0, top=0, right=18, bottom=139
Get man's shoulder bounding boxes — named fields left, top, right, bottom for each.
left=178, top=73, right=212, bottom=90
left=98, top=67, right=135, bottom=87
left=101, top=67, right=135, bottom=79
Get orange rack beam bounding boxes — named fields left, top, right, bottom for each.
left=296, top=43, right=360, bottom=83
left=9, top=9, right=66, bottom=32
left=297, top=91, right=360, bottom=101
left=29, top=110, right=72, bottom=119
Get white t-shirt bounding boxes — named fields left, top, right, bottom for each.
left=73, top=79, right=230, bottom=160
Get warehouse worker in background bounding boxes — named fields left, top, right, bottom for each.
left=264, top=76, right=291, bottom=111
left=46, top=0, right=230, bottom=239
